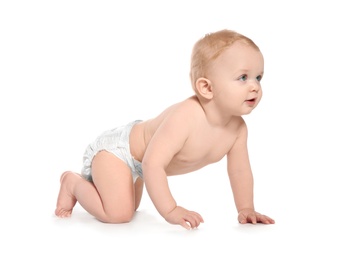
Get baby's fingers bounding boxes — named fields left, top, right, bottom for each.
left=238, top=213, right=248, bottom=224
left=242, top=214, right=258, bottom=224
left=182, top=212, right=204, bottom=230
left=180, top=220, right=192, bottom=230
left=256, top=214, right=275, bottom=224
left=239, top=212, right=275, bottom=224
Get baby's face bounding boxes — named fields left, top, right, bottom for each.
left=207, top=41, right=264, bottom=116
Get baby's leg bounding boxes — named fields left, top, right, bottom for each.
left=55, top=171, right=114, bottom=219
left=54, top=170, right=114, bottom=219
left=89, top=150, right=136, bottom=223
left=55, top=151, right=137, bottom=223
left=134, top=177, right=144, bottom=211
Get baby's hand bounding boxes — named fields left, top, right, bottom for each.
left=164, top=206, right=204, bottom=230
left=238, top=208, right=275, bottom=224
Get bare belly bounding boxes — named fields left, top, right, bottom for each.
left=128, top=97, right=240, bottom=176
left=129, top=121, right=147, bottom=163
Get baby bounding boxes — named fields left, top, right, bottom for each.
left=55, top=29, right=275, bottom=230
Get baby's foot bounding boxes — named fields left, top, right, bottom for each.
left=55, top=171, right=78, bottom=218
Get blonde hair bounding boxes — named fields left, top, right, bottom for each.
left=190, top=29, right=260, bottom=93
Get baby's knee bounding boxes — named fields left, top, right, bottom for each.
left=102, top=210, right=134, bottom=224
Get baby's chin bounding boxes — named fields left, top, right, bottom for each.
left=241, top=107, right=258, bottom=116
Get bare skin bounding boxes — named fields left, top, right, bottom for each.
left=55, top=163, right=144, bottom=223
left=55, top=41, right=275, bottom=229
left=55, top=171, right=78, bottom=218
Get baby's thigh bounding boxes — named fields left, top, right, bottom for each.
left=91, top=150, right=135, bottom=220
left=134, top=177, right=144, bottom=210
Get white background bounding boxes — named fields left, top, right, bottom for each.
left=1, top=0, right=340, bottom=259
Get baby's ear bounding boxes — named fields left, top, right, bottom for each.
left=195, top=77, right=213, bottom=99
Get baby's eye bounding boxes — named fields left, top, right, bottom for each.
left=239, top=74, right=247, bottom=81
left=256, top=75, right=262, bottom=81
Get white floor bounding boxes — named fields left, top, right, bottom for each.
left=1, top=1, right=341, bottom=259
left=3, top=155, right=340, bottom=259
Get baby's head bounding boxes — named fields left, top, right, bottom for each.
left=190, top=29, right=260, bottom=94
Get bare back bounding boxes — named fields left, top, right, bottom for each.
left=129, top=96, right=245, bottom=176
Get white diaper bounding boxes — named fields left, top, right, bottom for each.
left=81, top=120, right=143, bottom=183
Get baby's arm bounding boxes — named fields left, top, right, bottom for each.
left=142, top=113, right=204, bottom=229
left=227, top=122, right=275, bottom=224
